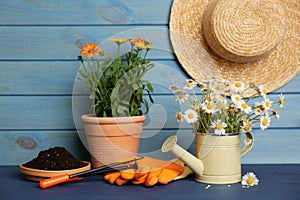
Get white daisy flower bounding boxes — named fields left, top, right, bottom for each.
left=238, top=101, right=252, bottom=114
left=175, top=112, right=184, bottom=122
left=241, top=172, right=259, bottom=188
left=260, top=115, right=271, bottom=130
left=230, top=81, right=245, bottom=93
left=273, top=109, right=280, bottom=120
left=254, top=103, right=267, bottom=116
left=242, top=117, right=249, bottom=123
left=183, top=109, right=198, bottom=124
left=210, top=119, right=227, bottom=135
left=255, top=107, right=263, bottom=116
left=262, top=98, right=273, bottom=110
left=259, top=85, right=267, bottom=98
left=184, top=79, right=196, bottom=90
left=278, top=93, right=285, bottom=108
left=176, top=93, right=189, bottom=104
left=242, top=122, right=252, bottom=133
left=231, top=94, right=242, bottom=105
left=201, top=100, right=217, bottom=114
left=244, top=138, right=253, bottom=146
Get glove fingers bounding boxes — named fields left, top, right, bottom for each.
left=145, top=176, right=158, bottom=187
left=104, top=157, right=185, bottom=186
left=158, top=167, right=183, bottom=185
left=134, top=166, right=150, bottom=180
left=104, top=171, right=121, bottom=184
left=145, top=168, right=161, bottom=187
left=120, top=168, right=135, bottom=180
left=115, top=178, right=131, bottom=186
left=165, top=163, right=184, bottom=174
left=132, top=177, right=147, bottom=184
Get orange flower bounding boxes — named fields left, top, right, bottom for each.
left=130, top=36, right=147, bottom=49
left=110, top=38, right=130, bottom=46
left=80, top=42, right=101, bottom=57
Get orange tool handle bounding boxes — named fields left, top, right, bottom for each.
left=39, top=174, right=80, bottom=189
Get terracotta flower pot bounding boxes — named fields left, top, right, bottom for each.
left=81, top=114, right=146, bottom=168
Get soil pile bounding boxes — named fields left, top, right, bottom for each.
left=23, top=147, right=87, bottom=170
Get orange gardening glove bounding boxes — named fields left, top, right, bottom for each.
left=103, top=156, right=184, bottom=187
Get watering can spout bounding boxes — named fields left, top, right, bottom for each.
left=161, top=135, right=204, bottom=176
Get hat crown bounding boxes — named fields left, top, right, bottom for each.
left=203, top=0, right=286, bottom=63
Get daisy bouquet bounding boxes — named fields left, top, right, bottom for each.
left=169, top=76, right=285, bottom=135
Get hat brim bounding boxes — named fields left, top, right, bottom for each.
left=169, top=0, right=300, bottom=96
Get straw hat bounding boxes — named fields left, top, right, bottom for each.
left=169, top=0, right=300, bottom=96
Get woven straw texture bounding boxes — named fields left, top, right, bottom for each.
left=169, top=0, right=300, bottom=96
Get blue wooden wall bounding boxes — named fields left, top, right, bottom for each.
left=0, top=0, right=299, bottom=165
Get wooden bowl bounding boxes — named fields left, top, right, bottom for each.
left=19, top=161, right=91, bottom=182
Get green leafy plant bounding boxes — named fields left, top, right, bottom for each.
left=78, top=37, right=154, bottom=117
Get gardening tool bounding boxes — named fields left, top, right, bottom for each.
left=161, top=133, right=253, bottom=184
left=39, top=157, right=143, bottom=189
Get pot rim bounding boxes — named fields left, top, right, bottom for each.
left=81, top=114, right=146, bottom=124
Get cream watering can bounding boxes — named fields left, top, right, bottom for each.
left=161, top=132, right=254, bottom=184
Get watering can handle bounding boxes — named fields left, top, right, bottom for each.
left=241, top=132, right=254, bottom=157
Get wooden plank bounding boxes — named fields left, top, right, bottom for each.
left=0, top=94, right=299, bottom=130
left=0, top=96, right=75, bottom=130
left=0, top=130, right=88, bottom=165
left=0, top=61, right=79, bottom=95
left=240, top=129, right=300, bottom=164
left=142, top=129, right=300, bottom=164
left=0, top=0, right=172, bottom=25
left=0, top=60, right=187, bottom=95
left=0, top=26, right=173, bottom=60
left=1, top=129, right=299, bottom=165
left=1, top=60, right=298, bottom=95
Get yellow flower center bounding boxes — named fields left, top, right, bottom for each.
left=246, top=177, right=254, bottom=185
left=244, top=125, right=251, bottom=131
left=178, top=94, right=185, bottom=99
left=235, top=82, right=242, bottom=87
left=188, top=113, right=194, bottom=119
left=280, top=98, right=285, bottom=105
left=176, top=113, right=182, bottom=121
left=266, top=101, right=271, bottom=107
left=263, top=88, right=267, bottom=95
left=207, top=103, right=213, bottom=110
left=188, top=82, right=194, bottom=87
left=256, top=108, right=261, bottom=113
left=262, top=119, right=268, bottom=126
left=242, top=103, right=248, bottom=109
left=243, top=118, right=248, bottom=123
left=245, top=139, right=252, bottom=144
left=235, top=96, right=241, bottom=101
left=216, top=123, right=223, bottom=130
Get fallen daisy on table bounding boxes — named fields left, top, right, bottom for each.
left=241, top=172, right=259, bottom=188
